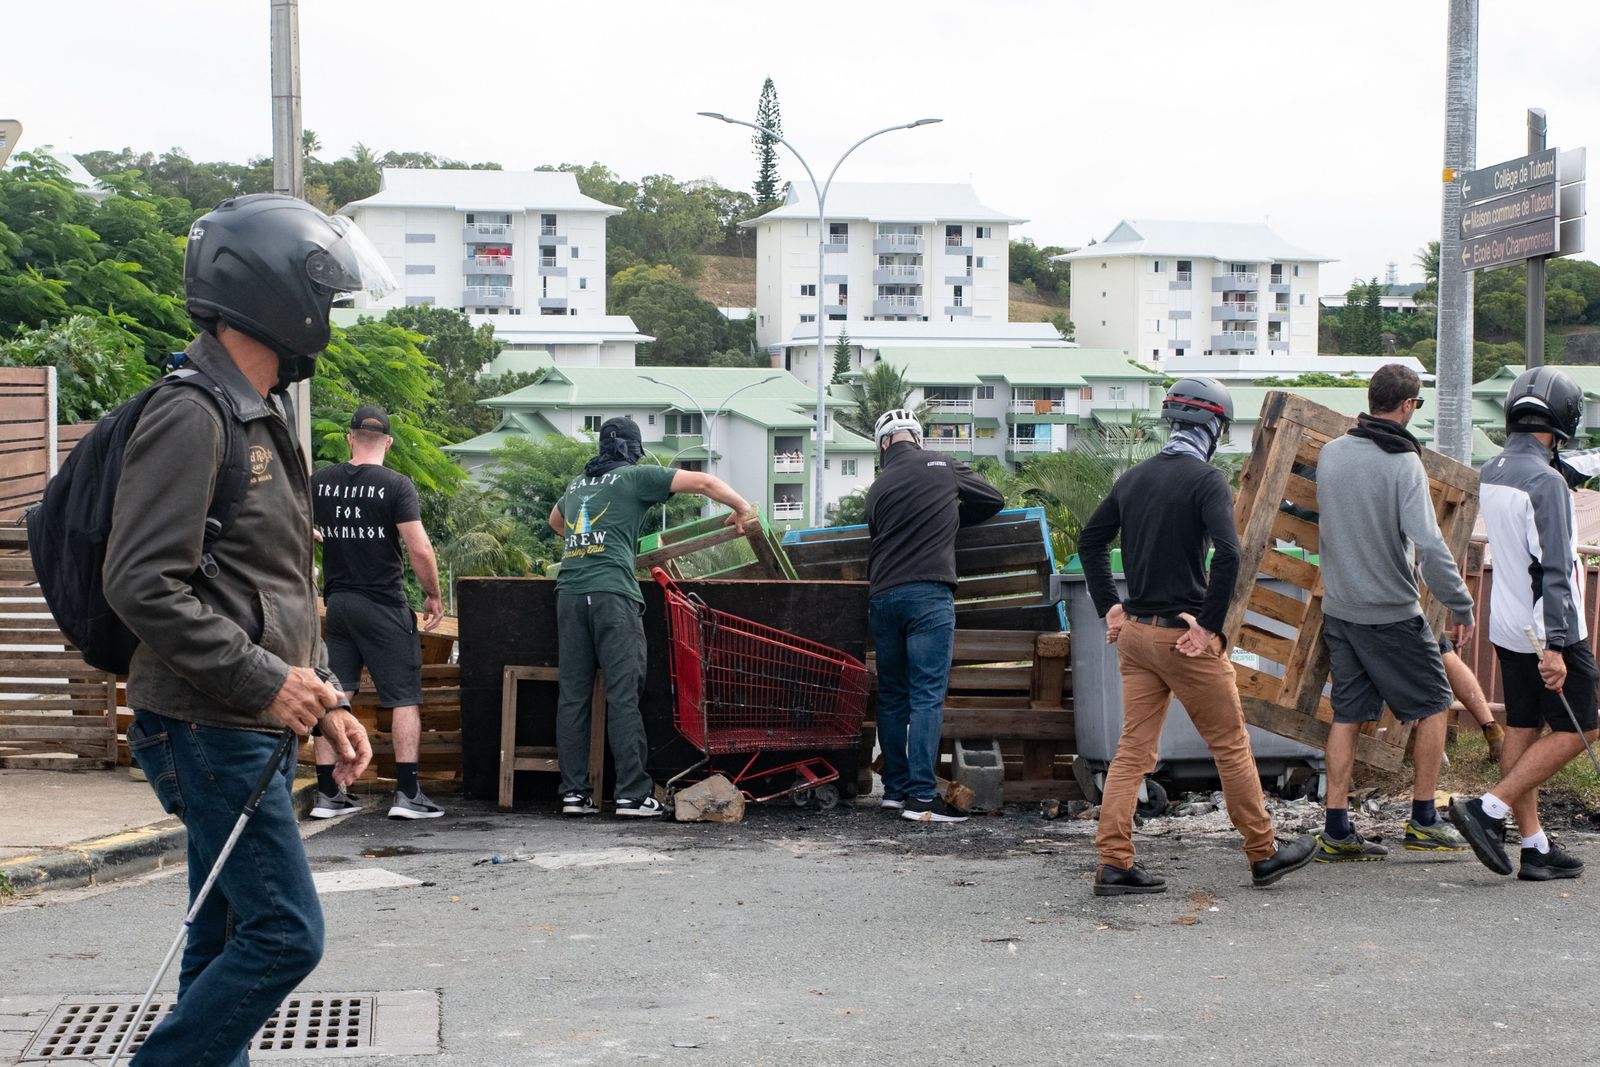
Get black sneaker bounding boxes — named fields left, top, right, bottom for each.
left=1447, top=797, right=1513, bottom=875
left=900, top=796, right=967, bottom=823
left=614, top=796, right=665, bottom=818
left=1519, top=843, right=1585, bottom=881
left=1252, top=835, right=1317, bottom=888
left=561, top=792, right=599, bottom=816
left=1093, top=863, right=1167, bottom=896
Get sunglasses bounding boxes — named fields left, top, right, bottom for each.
left=1409, top=395, right=1425, bottom=409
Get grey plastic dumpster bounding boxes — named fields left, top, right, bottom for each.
left=1059, top=572, right=1325, bottom=798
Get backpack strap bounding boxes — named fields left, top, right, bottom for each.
left=160, top=368, right=250, bottom=580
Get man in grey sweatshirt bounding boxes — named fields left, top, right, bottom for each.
left=1314, top=364, right=1475, bottom=860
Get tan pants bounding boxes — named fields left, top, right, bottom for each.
left=1095, top=619, right=1277, bottom=868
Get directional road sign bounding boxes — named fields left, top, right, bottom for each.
left=1461, top=148, right=1559, bottom=205
left=1460, top=183, right=1559, bottom=239
left=1460, top=218, right=1559, bottom=272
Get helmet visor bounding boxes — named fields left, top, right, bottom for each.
left=306, top=215, right=398, bottom=298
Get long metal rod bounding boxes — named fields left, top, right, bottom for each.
left=108, top=729, right=299, bottom=1067
left=1526, top=108, right=1549, bottom=367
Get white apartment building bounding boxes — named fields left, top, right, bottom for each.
left=745, top=182, right=1026, bottom=355
left=1059, top=220, right=1334, bottom=368
left=339, top=168, right=648, bottom=367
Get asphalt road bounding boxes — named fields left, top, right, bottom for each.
left=2, top=798, right=1596, bottom=1066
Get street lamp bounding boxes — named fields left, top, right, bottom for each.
left=640, top=374, right=780, bottom=529
left=698, top=111, right=943, bottom=526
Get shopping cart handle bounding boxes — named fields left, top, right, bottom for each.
left=651, top=567, right=673, bottom=588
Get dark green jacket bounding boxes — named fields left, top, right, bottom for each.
left=104, top=332, right=325, bottom=730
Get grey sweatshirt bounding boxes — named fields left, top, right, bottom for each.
left=1315, top=434, right=1474, bottom=627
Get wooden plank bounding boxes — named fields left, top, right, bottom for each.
left=1271, top=510, right=1320, bottom=552
left=0, top=724, right=119, bottom=741
left=0, top=652, right=104, bottom=672
left=956, top=573, right=1042, bottom=600
left=1246, top=585, right=1307, bottom=629
left=1223, top=407, right=1304, bottom=642
left=940, top=708, right=1074, bottom=740
left=1283, top=473, right=1319, bottom=514
left=951, top=630, right=1039, bottom=663
left=0, top=630, right=72, bottom=644
left=946, top=666, right=1034, bottom=692
left=0, top=699, right=113, bottom=713
left=588, top=674, right=606, bottom=808
left=1236, top=624, right=1294, bottom=667
left=1256, top=548, right=1320, bottom=591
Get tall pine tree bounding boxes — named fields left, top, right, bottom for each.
left=753, top=78, right=783, bottom=209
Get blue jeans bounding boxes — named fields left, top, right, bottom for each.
left=127, top=711, right=324, bottom=1067
left=870, top=582, right=956, bottom=801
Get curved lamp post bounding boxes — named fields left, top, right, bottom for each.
left=697, top=112, right=942, bottom=526
left=640, top=374, right=780, bottom=530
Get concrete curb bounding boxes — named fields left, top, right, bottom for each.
left=0, top=776, right=319, bottom=898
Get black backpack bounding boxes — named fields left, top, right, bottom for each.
left=26, top=368, right=251, bottom=674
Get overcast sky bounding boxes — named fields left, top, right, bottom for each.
left=9, top=0, right=1597, bottom=288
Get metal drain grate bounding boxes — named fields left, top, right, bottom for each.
left=23, top=990, right=438, bottom=1060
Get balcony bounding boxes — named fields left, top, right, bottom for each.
left=464, top=285, right=514, bottom=307
left=924, top=435, right=973, bottom=452
left=873, top=265, right=924, bottom=285
left=824, top=233, right=849, bottom=253
left=1171, top=269, right=1193, bottom=288
left=945, top=305, right=974, bottom=317
left=943, top=235, right=972, bottom=255
left=873, top=233, right=924, bottom=255
left=1268, top=275, right=1289, bottom=293
left=538, top=257, right=567, bottom=277
left=1007, top=437, right=1054, bottom=454
left=873, top=295, right=924, bottom=316
left=824, top=303, right=849, bottom=316
left=463, top=222, right=514, bottom=243
left=464, top=254, right=513, bottom=275
left=771, top=500, right=805, bottom=520
left=538, top=296, right=568, bottom=309
left=1269, top=339, right=1290, bottom=353
left=1010, top=398, right=1067, bottom=415
left=1212, top=331, right=1257, bottom=349
left=1212, top=272, right=1259, bottom=291
left=1269, top=304, right=1290, bottom=321
left=773, top=453, right=805, bottom=474
left=945, top=272, right=973, bottom=286
left=1212, top=302, right=1258, bottom=321
left=925, top=397, right=974, bottom=413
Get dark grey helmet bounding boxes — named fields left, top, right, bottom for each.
left=1505, top=366, right=1583, bottom=441
left=1163, top=376, right=1233, bottom=426
left=184, top=194, right=395, bottom=387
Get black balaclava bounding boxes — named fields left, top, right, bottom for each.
left=584, top=416, right=645, bottom=478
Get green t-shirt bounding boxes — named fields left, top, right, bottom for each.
left=555, top=465, right=677, bottom=601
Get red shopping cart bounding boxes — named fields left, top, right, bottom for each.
left=653, top=568, right=868, bottom=809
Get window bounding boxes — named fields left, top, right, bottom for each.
left=1153, top=261, right=1164, bottom=273
left=1175, top=348, right=1185, bottom=357
left=1109, top=386, right=1127, bottom=402
left=800, top=284, right=816, bottom=297
left=1153, top=349, right=1160, bottom=358
left=405, top=264, right=435, bottom=275
left=975, top=385, right=994, bottom=400
left=1177, top=260, right=1192, bottom=274
left=404, top=233, right=435, bottom=243
left=1299, top=294, right=1307, bottom=305
left=582, top=415, right=603, bottom=433
left=1080, top=386, right=1093, bottom=400
left=677, top=413, right=703, bottom=435
left=579, top=278, right=588, bottom=289
left=975, top=256, right=986, bottom=269
left=800, top=314, right=816, bottom=323
left=648, top=414, right=655, bottom=425
left=1293, top=265, right=1302, bottom=277
left=975, top=226, right=993, bottom=239
left=842, top=460, right=858, bottom=477
left=406, top=296, right=434, bottom=306
left=571, top=246, right=579, bottom=259
left=1154, top=319, right=1162, bottom=332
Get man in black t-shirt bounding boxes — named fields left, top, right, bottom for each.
left=311, top=406, right=446, bottom=821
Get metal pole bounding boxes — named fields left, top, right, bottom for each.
left=640, top=375, right=778, bottom=517
left=269, top=0, right=313, bottom=464
left=1434, top=0, right=1478, bottom=464
left=1526, top=108, right=1548, bottom=367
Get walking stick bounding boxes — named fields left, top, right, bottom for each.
left=1523, top=626, right=1600, bottom=781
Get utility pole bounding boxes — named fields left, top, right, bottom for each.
left=1434, top=0, right=1478, bottom=464
left=269, top=0, right=312, bottom=459
left=1526, top=108, right=1548, bottom=367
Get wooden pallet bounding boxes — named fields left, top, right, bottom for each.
left=782, top=507, right=1066, bottom=632
left=1224, top=391, right=1479, bottom=772
left=291, top=663, right=462, bottom=790
left=635, top=511, right=797, bottom=580
left=0, top=529, right=118, bottom=770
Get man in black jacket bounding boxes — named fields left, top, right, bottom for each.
left=866, top=408, right=1004, bottom=822
left=1078, top=378, right=1314, bottom=894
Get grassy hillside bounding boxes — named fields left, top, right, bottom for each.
left=1009, top=282, right=1069, bottom=324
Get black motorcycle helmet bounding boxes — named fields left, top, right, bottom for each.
left=1505, top=366, right=1583, bottom=442
left=1162, top=376, right=1234, bottom=426
left=184, top=194, right=396, bottom=388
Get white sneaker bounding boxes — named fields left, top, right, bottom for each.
left=613, top=796, right=665, bottom=818
left=879, top=796, right=906, bottom=811
left=310, top=791, right=362, bottom=819
left=901, top=797, right=968, bottom=823
left=561, top=792, right=599, bottom=816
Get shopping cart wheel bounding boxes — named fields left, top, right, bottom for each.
left=792, top=786, right=813, bottom=808
left=810, top=783, right=840, bottom=812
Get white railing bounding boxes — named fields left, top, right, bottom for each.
left=1216, top=331, right=1256, bottom=344
left=878, top=265, right=921, bottom=278
left=1221, top=302, right=1258, bottom=315
left=540, top=224, right=558, bottom=236
left=1174, top=270, right=1192, bottom=282
left=771, top=501, right=804, bottom=520
left=773, top=455, right=805, bottom=473
left=467, top=223, right=512, bottom=238
left=467, top=255, right=512, bottom=271
left=875, top=294, right=922, bottom=307
left=1220, top=272, right=1258, bottom=287
left=1010, top=398, right=1066, bottom=414
left=945, top=234, right=966, bottom=246
left=540, top=257, right=558, bottom=268
left=925, top=398, right=974, bottom=413
left=1007, top=438, right=1054, bottom=453
left=827, top=233, right=849, bottom=245
left=877, top=232, right=922, bottom=246
left=1273, top=303, right=1290, bottom=315
left=925, top=436, right=973, bottom=450
left=465, top=286, right=513, bottom=300
left=1269, top=274, right=1285, bottom=286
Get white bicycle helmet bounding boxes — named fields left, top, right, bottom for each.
left=874, top=408, right=923, bottom=448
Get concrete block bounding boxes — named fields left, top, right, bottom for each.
left=673, top=774, right=746, bottom=823
left=952, top=739, right=1005, bottom=812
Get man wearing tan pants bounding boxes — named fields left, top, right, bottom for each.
left=1078, top=377, right=1316, bottom=895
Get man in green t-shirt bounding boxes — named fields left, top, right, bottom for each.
left=548, top=416, right=756, bottom=816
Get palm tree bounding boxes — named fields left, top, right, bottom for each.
left=1416, top=241, right=1440, bottom=286
left=436, top=483, right=535, bottom=584
left=301, top=129, right=322, bottom=160
left=1011, top=418, right=1163, bottom=560
left=837, top=361, right=928, bottom=439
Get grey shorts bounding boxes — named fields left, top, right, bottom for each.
left=325, top=593, right=423, bottom=708
left=1323, top=614, right=1453, bottom=724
